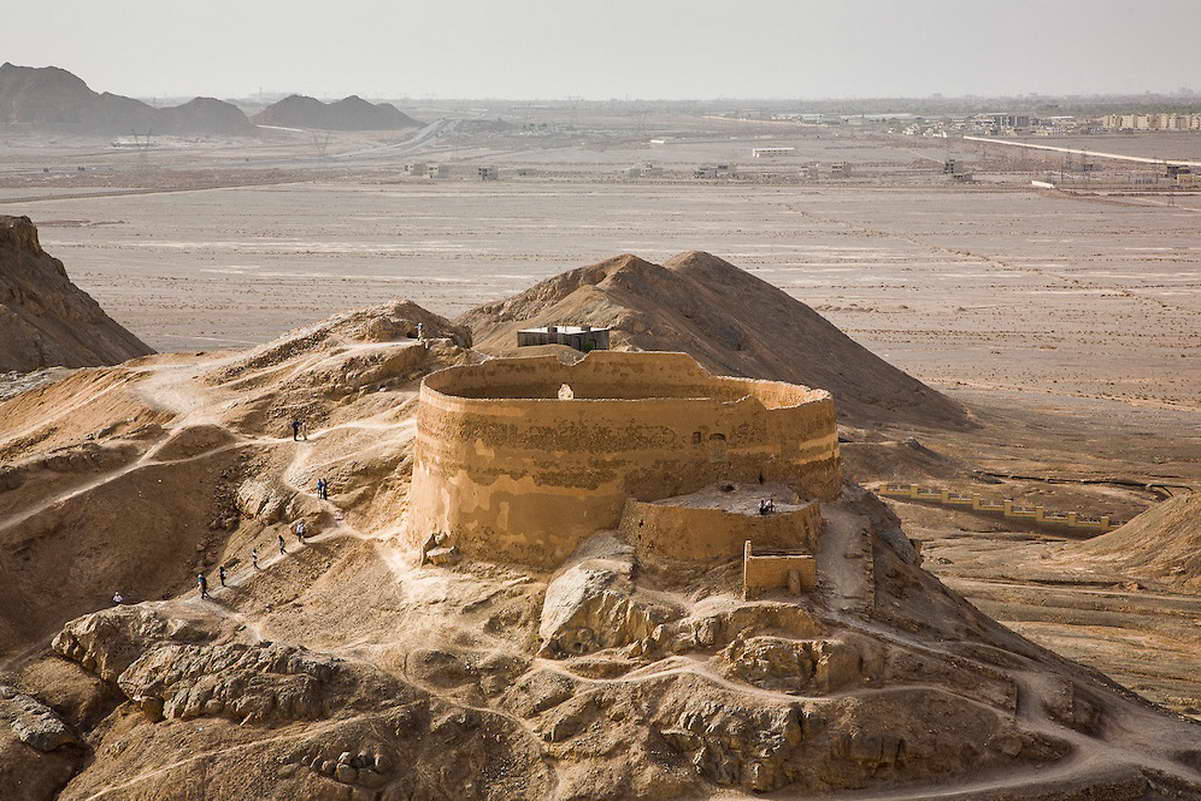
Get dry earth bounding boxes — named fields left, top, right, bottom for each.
left=1, top=113, right=1201, bottom=798
left=0, top=295, right=1199, bottom=800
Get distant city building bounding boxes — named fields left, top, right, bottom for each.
left=1103, top=113, right=1201, bottom=131
left=427, top=164, right=449, bottom=179
left=622, top=162, right=664, bottom=179
left=830, top=162, right=851, bottom=177
left=477, top=166, right=498, bottom=181
left=752, top=147, right=796, bottom=158
left=403, top=162, right=427, bottom=175
left=694, top=162, right=737, bottom=178
left=516, top=324, right=611, bottom=352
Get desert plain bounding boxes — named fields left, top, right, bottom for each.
left=3, top=103, right=1201, bottom=798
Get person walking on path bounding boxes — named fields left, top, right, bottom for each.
left=219, top=565, right=227, bottom=588
left=251, top=548, right=259, bottom=570
left=291, top=419, right=302, bottom=441
left=316, top=477, right=329, bottom=501
left=294, top=519, right=307, bottom=544
left=197, top=573, right=209, bottom=600
left=112, top=591, right=124, bottom=605
left=278, top=533, right=287, bottom=556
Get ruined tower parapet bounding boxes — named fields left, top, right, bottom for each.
left=407, top=351, right=840, bottom=568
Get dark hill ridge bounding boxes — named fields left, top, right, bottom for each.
left=0, top=216, right=152, bottom=371
left=0, top=63, right=252, bottom=136
left=459, top=251, right=970, bottom=429
left=253, top=94, right=421, bottom=130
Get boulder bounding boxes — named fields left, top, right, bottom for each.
left=539, top=534, right=681, bottom=657
left=0, top=685, right=78, bottom=752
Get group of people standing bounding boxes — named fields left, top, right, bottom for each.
left=114, top=417, right=338, bottom=608
left=194, top=508, right=317, bottom=601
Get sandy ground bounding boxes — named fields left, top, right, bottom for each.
left=3, top=113, right=1200, bottom=718
left=0, top=178, right=1197, bottom=412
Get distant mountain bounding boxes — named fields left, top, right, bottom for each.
left=0, top=63, right=253, bottom=136
left=460, top=251, right=972, bottom=429
left=0, top=216, right=153, bottom=371
left=254, top=94, right=421, bottom=130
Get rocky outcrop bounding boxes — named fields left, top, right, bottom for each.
left=235, top=477, right=295, bottom=523
left=0, top=216, right=153, bottom=372
left=254, top=94, right=421, bottom=130
left=0, top=685, right=81, bottom=801
left=539, top=535, right=681, bottom=656
left=0, top=685, right=78, bottom=752
left=51, top=604, right=210, bottom=682
left=118, top=642, right=336, bottom=725
left=207, top=299, right=470, bottom=386
left=0, top=63, right=252, bottom=136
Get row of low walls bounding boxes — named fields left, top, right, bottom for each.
left=618, top=499, right=822, bottom=564
left=878, top=484, right=1119, bottom=532
left=407, top=351, right=840, bottom=568
left=742, top=541, right=817, bottom=599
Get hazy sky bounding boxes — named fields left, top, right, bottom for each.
left=5, top=0, right=1199, bottom=100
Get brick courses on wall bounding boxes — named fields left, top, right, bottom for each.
left=407, top=351, right=840, bottom=568
left=620, top=499, right=821, bottom=564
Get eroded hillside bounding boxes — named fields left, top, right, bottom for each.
left=0, top=215, right=153, bottom=372
left=0, top=293, right=1198, bottom=800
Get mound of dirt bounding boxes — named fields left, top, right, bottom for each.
left=0, top=63, right=252, bottom=136
left=459, top=251, right=970, bottom=429
left=254, top=94, right=421, bottom=130
left=1071, top=493, right=1201, bottom=591
left=0, top=216, right=153, bottom=372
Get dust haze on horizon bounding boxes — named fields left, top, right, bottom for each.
left=5, top=0, right=1200, bottom=101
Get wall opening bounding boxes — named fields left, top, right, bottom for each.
left=707, top=432, right=728, bottom=462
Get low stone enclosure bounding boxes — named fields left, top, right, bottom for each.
left=407, top=351, right=840, bottom=568
left=619, top=482, right=822, bottom=564
left=878, top=483, right=1119, bottom=533
left=742, top=541, right=816, bottom=599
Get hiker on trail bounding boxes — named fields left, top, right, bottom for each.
left=219, top=565, right=227, bottom=588
left=291, top=419, right=302, bottom=441
left=300, top=419, right=309, bottom=440
left=112, top=591, right=124, bottom=605
left=416, top=322, right=425, bottom=342
left=251, top=548, right=259, bottom=570
left=197, top=573, right=209, bottom=600
left=758, top=498, right=775, bottom=516
left=278, top=534, right=287, bottom=556
left=316, top=477, right=329, bottom=501
left=294, top=519, right=307, bottom=544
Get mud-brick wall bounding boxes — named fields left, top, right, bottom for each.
left=407, top=352, right=840, bottom=568
left=743, top=544, right=817, bottom=599
left=619, top=500, right=822, bottom=563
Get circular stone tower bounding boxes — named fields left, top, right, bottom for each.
left=406, top=351, right=839, bottom=568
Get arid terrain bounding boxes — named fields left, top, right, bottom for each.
left=2, top=100, right=1201, bottom=799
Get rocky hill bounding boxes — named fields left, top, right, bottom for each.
left=0, top=298, right=1196, bottom=800
left=0, top=216, right=152, bottom=372
left=1070, top=493, right=1201, bottom=592
left=254, top=94, right=421, bottom=130
left=0, top=63, right=253, bottom=136
left=460, top=251, right=970, bottom=429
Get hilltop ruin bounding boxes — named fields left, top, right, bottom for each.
left=407, top=351, right=838, bottom=568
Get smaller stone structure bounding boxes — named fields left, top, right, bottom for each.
left=742, top=541, right=816, bottom=600
left=619, top=483, right=821, bottom=564
left=515, top=324, right=610, bottom=352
